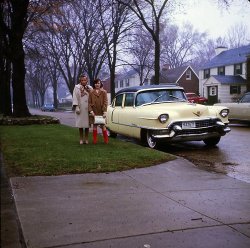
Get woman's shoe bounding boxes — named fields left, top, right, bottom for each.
left=80, top=140, right=83, bottom=145
left=85, top=140, right=89, bottom=144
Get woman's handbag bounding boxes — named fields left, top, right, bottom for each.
left=94, top=115, right=106, bottom=125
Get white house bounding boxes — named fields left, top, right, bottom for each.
left=199, top=45, right=250, bottom=104
left=115, top=68, right=154, bottom=93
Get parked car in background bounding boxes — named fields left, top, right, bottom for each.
left=214, top=92, right=250, bottom=123
left=106, top=85, right=230, bottom=148
left=186, top=92, right=208, bottom=104
left=41, top=104, right=55, bottom=112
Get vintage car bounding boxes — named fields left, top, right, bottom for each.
left=106, top=85, right=231, bottom=148
left=186, top=92, right=208, bottom=104
left=41, top=103, right=55, bottom=112
left=214, top=92, right=250, bottom=123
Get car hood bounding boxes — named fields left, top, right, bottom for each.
left=138, top=102, right=222, bottom=119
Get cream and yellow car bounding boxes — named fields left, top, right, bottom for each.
left=215, top=92, right=250, bottom=123
left=106, top=85, right=231, bottom=148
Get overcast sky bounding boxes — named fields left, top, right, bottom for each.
left=172, top=0, right=250, bottom=39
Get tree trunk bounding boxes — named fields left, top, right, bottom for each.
left=110, top=47, right=117, bottom=100
left=0, top=58, right=12, bottom=116
left=0, top=3, right=12, bottom=116
left=10, top=0, right=30, bottom=117
left=11, top=39, right=30, bottom=116
left=154, top=37, right=160, bottom=85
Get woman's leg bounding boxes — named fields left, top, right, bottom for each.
left=84, top=128, right=89, bottom=144
left=102, top=125, right=108, bottom=144
left=93, top=125, right=98, bottom=144
left=79, top=128, right=83, bottom=144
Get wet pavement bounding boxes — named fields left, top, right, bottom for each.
left=157, top=124, right=250, bottom=183
left=8, top=159, right=250, bottom=247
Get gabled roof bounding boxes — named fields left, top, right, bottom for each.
left=211, top=75, right=247, bottom=84
left=116, top=68, right=138, bottom=80
left=201, top=45, right=250, bottom=69
left=161, top=65, right=198, bottom=83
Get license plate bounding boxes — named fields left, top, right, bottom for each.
left=182, top=121, right=195, bottom=129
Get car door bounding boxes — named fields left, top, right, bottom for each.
left=108, top=94, right=124, bottom=133
left=118, top=93, right=138, bottom=137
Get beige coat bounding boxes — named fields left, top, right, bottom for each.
left=72, top=84, right=90, bottom=128
left=88, top=89, right=108, bottom=124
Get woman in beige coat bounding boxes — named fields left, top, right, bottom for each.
left=72, top=75, right=92, bottom=144
left=89, top=78, right=108, bottom=144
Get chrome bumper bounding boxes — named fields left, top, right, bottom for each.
left=151, top=121, right=231, bottom=141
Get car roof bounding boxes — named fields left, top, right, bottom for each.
left=115, top=84, right=183, bottom=95
left=185, top=92, right=196, bottom=95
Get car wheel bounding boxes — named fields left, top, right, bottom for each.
left=141, top=129, right=157, bottom=149
left=107, top=129, right=117, bottom=138
left=203, top=137, right=221, bottom=146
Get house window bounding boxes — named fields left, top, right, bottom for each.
left=218, top=66, right=225, bottom=75
left=204, top=69, right=210, bottom=79
left=186, top=70, right=191, bottom=80
left=209, top=86, right=217, bottom=96
left=230, top=85, right=241, bottom=94
left=120, top=80, right=123, bottom=88
left=234, top=64, right=242, bottom=75
left=126, top=79, right=130, bottom=87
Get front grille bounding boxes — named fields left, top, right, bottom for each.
left=169, top=118, right=219, bottom=129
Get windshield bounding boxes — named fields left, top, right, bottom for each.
left=135, top=89, right=187, bottom=106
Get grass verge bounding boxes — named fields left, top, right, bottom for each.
left=0, top=124, right=176, bottom=177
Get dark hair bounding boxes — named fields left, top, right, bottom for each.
left=93, top=78, right=103, bottom=88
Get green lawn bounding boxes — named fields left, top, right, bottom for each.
left=0, top=124, right=176, bottom=177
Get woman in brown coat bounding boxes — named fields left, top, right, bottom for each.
left=89, top=78, right=108, bottom=144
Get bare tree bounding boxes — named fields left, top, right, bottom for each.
left=124, top=25, right=154, bottom=85
left=117, top=0, right=171, bottom=85
left=97, top=0, right=133, bottom=99
left=72, top=0, right=108, bottom=86
left=25, top=53, right=51, bottom=106
left=226, top=23, right=250, bottom=48
left=161, top=22, right=207, bottom=68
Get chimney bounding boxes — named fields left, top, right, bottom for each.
left=215, top=46, right=227, bottom=56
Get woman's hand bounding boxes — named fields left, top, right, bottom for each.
left=76, top=106, right=80, bottom=114
left=103, top=112, right=107, bottom=118
left=90, top=111, right=95, bottom=116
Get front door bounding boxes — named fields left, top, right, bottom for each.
left=207, top=86, right=218, bottom=105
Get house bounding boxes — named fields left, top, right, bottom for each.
left=160, top=65, right=199, bottom=94
left=115, top=68, right=154, bottom=93
left=199, top=45, right=250, bottom=104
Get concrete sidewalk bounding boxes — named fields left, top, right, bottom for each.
left=7, top=158, right=250, bottom=248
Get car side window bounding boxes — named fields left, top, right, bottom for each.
left=115, top=94, right=123, bottom=107
left=124, top=93, right=134, bottom=107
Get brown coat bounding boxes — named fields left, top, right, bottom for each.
left=88, top=89, right=108, bottom=124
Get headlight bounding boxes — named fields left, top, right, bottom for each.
left=220, top=109, right=229, bottom=118
left=158, top=114, right=169, bottom=123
